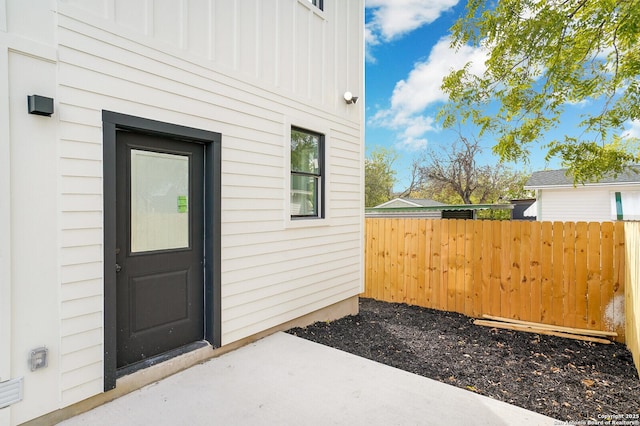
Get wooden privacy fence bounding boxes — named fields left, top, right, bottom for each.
left=363, top=218, right=626, bottom=342
left=624, top=222, right=640, bottom=373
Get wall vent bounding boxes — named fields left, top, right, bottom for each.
left=0, top=377, right=23, bottom=409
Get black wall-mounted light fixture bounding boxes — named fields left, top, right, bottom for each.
left=27, top=95, right=54, bottom=117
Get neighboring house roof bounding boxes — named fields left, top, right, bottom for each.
left=367, top=203, right=513, bottom=212
left=373, top=198, right=445, bottom=209
left=365, top=203, right=513, bottom=217
left=525, top=167, right=640, bottom=189
left=368, top=198, right=513, bottom=219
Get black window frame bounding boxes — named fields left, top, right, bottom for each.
left=290, top=126, right=325, bottom=219
left=309, top=0, right=323, bottom=11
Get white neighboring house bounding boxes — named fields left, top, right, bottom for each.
left=524, top=168, right=640, bottom=222
left=0, top=1, right=364, bottom=424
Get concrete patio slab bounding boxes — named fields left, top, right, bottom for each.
left=59, top=332, right=557, bottom=426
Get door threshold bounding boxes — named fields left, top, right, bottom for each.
left=116, top=341, right=210, bottom=378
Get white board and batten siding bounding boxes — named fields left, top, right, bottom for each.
left=2, top=0, right=364, bottom=423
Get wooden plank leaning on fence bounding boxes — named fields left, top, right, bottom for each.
left=481, top=315, right=617, bottom=337
left=473, top=319, right=612, bottom=345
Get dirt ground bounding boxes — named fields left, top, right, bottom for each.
left=287, top=298, right=640, bottom=422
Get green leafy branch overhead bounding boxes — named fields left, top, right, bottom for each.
left=439, top=0, right=640, bottom=183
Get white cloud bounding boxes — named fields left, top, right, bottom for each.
left=398, top=136, right=429, bottom=151
left=393, top=115, right=437, bottom=151
left=390, top=37, right=487, bottom=115
left=364, top=26, right=380, bottom=63
left=622, top=119, right=640, bottom=140
left=365, top=0, right=459, bottom=45
left=370, top=37, right=487, bottom=151
left=368, top=111, right=433, bottom=151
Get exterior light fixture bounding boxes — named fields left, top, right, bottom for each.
left=343, top=92, right=359, bottom=104
left=27, top=95, right=54, bottom=116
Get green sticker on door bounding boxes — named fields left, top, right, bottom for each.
left=177, top=195, right=188, bottom=213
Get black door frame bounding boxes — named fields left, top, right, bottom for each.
left=102, top=111, right=221, bottom=391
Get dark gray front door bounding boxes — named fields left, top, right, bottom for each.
left=115, top=131, right=204, bottom=368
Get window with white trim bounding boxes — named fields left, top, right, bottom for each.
left=291, top=127, right=324, bottom=218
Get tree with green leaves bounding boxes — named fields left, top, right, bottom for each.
left=440, top=0, right=640, bottom=183
left=365, top=147, right=397, bottom=207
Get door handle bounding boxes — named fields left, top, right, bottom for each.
left=115, top=263, right=122, bottom=273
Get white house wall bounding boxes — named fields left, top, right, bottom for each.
left=1, top=0, right=364, bottom=424
left=6, top=50, right=63, bottom=423
left=537, top=185, right=640, bottom=222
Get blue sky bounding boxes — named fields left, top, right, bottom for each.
left=363, top=0, right=640, bottom=192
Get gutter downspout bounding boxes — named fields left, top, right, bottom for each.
left=615, top=191, right=624, bottom=220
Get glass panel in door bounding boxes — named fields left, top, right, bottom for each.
left=130, top=149, right=189, bottom=252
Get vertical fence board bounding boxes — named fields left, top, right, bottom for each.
left=374, top=218, right=383, bottom=299
left=563, top=222, right=576, bottom=328
left=441, top=220, right=451, bottom=311
left=500, top=221, right=511, bottom=318
left=552, top=222, right=565, bottom=326
left=405, top=219, right=419, bottom=305
left=416, top=219, right=427, bottom=307
left=447, top=220, right=457, bottom=311
left=448, top=220, right=455, bottom=312
left=400, top=218, right=409, bottom=303
left=401, top=219, right=409, bottom=304
left=424, top=220, right=434, bottom=307
left=374, top=219, right=390, bottom=298
left=615, top=221, right=626, bottom=341
left=520, top=221, right=532, bottom=322
left=587, top=222, right=602, bottom=330
left=395, top=219, right=408, bottom=303
left=408, top=219, right=419, bottom=305
left=448, top=219, right=454, bottom=311
left=540, top=222, right=553, bottom=323
left=383, top=219, right=393, bottom=303
left=363, top=218, right=370, bottom=298
left=481, top=220, right=492, bottom=317
left=364, top=218, right=373, bottom=298
left=472, top=220, right=483, bottom=317
left=510, top=221, right=522, bottom=319
left=462, top=220, right=472, bottom=316
left=432, top=220, right=442, bottom=311
left=575, top=222, right=589, bottom=329
left=491, top=221, right=502, bottom=316
left=601, top=222, right=614, bottom=333
left=364, top=218, right=373, bottom=299
left=530, top=221, right=542, bottom=323
left=374, top=219, right=384, bottom=300
left=455, top=220, right=466, bottom=314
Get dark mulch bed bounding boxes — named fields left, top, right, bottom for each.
left=287, top=298, right=640, bottom=422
